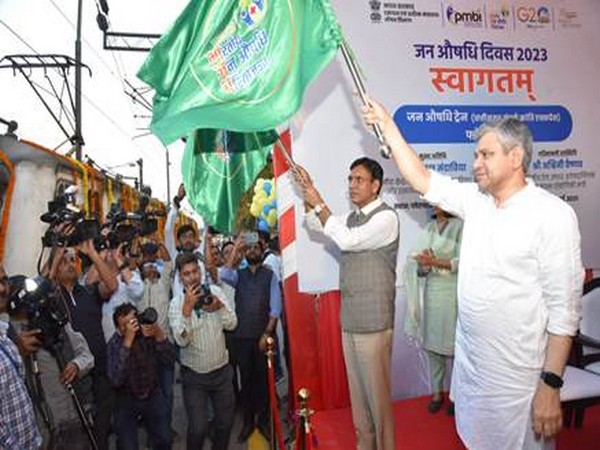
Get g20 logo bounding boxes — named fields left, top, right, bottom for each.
left=517, top=6, right=551, bottom=24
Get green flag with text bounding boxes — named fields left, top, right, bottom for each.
left=138, top=0, right=341, bottom=145
left=182, top=129, right=277, bottom=233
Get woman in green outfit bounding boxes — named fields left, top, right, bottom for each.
left=405, top=206, right=462, bottom=414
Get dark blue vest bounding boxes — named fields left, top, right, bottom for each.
left=233, top=266, right=273, bottom=339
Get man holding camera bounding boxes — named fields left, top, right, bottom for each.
left=50, top=240, right=117, bottom=450
left=169, top=252, right=237, bottom=450
left=0, top=265, right=42, bottom=449
left=220, top=232, right=282, bottom=442
left=107, top=302, right=175, bottom=450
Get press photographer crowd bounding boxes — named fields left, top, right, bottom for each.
left=0, top=183, right=284, bottom=450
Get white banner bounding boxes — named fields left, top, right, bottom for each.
left=293, top=0, right=600, bottom=294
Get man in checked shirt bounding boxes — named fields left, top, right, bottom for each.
left=0, top=264, right=42, bottom=449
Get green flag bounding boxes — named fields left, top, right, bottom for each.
left=138, top=0, right=341, bottom=145
left=182, top=129, right=276, bottom=233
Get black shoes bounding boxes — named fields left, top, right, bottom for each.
left=238, top=423, right=255, bottom=443
left=427, top=398, right=444, bottom=414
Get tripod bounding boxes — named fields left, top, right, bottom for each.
left=50, top=345, right=99, bottom=450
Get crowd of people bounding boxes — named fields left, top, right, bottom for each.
left=0, top=184, right=285, bottom=450
left=0, top=98, right=585, bottom=450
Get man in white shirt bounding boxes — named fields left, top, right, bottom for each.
left=168, top=252, right=237, bottom=450
left=296, top=157, right=399, bottom=450
left=165, top=184, right=205, bottom=298
left=362, top=100, right=583, bottom=450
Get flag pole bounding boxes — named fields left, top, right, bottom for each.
left=273, top=134, right=314, bottom=187
left=339, top=39, right=391, bottom=159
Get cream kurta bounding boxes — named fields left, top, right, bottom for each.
left=424, top=172, right=583, bottom=450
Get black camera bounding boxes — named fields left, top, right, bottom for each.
left=8, top=275, right=68, bottom=349
left=40, top=190, right=99, bottom=248
left=186, top=284, right=214, bottom=313
left=97, top=203, right=159, bottom=253
left=137, top=307, right=158, bottom=325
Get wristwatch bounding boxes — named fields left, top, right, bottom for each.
left=540, top=370, right=564, bottom=389
left=313, top=203, right=326, bottom=214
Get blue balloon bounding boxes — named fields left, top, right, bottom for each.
left=270, top=198, right=277, bottom=208
left=262, top=204, right=272, bottom=216
left=257, top=218, right=270, bottom=232
left=263, top=181, right=272, bottom=195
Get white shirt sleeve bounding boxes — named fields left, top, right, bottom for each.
left=168, top=295, right=192, bottom=347
left=164, top=205, right=178, bottom=261
left=323, top=209, right=398, bottom=252
left=422, top=171, right=476, bottom=220
left=538, top=203, right=584, bottom=336
left=304, top=208, right=324, bottom=232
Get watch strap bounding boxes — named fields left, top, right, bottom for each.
left=540, top=370, right=564, bottom=389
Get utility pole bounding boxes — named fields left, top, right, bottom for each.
left=137, top=158, right=144, bottom=189
left=74, top=0, right=84, bottom=160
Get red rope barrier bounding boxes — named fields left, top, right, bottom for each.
left=267, top=340, right=287, bottom=450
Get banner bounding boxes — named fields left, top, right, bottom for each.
left=292, top=0, right=600, bottom=398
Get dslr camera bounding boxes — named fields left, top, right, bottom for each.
left=185, top=283, right=214, bottom=310
left=137, top=306, right=158, bottom=326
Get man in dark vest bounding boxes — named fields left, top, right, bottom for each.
left=220, top=232, right=282, bottom=443
left=296, top=157, right=399, bottom=450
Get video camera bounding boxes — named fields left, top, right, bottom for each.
left=95, top=196, right=160, bottom=253
left=8, top=275, right=68, bottom=350
left=40, top=186, right=99, bottom=248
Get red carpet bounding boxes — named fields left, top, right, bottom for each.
left=312, top=396, right=600, bottom=449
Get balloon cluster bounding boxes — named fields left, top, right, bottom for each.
left=249, top=178, right=277, bottom=232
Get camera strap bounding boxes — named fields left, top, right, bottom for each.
left=0, top=339, right=20, bottom=375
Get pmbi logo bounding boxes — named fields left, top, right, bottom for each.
left=240, top=0, right=266, bottom=27
left=516, top=5, right=552, bottom=29
left=446, top=4, right=484, bottom=27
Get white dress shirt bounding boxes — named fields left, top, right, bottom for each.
left=305, top=197, right=399, bottom=252
left=102, top=270, right=144, bottom=341
left=424, top=171, right=583, bottom=450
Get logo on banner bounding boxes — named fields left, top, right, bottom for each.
left=489, top=5, right=511, bottom=30
left=516, top=5, right=553, bottom=29
left=239, top=0, right=267, bottom=27
left=557, top=8, right=581, bottom=29
left=369, top=0, right=382, bottom=23
left=445, top=5, right=484, bottom=28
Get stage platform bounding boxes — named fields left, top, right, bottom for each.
left=312, top=396, right=600, bottom=449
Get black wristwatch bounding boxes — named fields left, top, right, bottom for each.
left=540, top=371, right=564, bottom=389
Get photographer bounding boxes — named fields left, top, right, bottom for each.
left=100, top=243, right=144, bottom=342
left=0, top=264, right=42, bottom=449
left=107, top=303, right=175, bottom=450
left=10, top=282, right=95, bottom=449
left=168, top=252, right=237, bottom=450
left=138, top=241, right=175, bottom=428
left=49, top=240, right=117, bottom=450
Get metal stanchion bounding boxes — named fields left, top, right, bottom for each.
left=295, top=388, right=315, bottom=450
left=266, top=336, right=286, bottom=449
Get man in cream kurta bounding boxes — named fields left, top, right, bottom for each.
left=363, top=102, right=583, bottom=450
